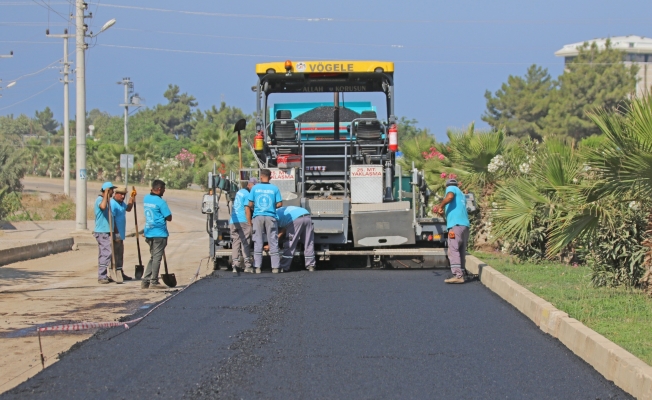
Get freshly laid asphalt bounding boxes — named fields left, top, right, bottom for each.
left=3, top=269, right=631, bottom=399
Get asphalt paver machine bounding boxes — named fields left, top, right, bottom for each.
left=204, top=60, right=450, bottom=269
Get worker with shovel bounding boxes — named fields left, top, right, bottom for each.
left=110, top=187, right=135, bottom=281
left=433, top=178, right=470, bottom=284
left=94, top=182, right=117, bottom=284
left=230, top=177, right=257, bottom=273
left=141, top=179, right=172, bottom=290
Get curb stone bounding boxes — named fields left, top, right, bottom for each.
left=466, top=255, right=652, bottom=399
left=0, top=238, right=74, bottom=266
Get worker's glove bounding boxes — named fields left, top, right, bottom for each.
left=131, top=186, right=137, bottom=198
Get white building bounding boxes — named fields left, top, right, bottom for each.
left=555, top=35, right=652, bottom=97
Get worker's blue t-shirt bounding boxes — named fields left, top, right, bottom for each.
left=247, top=183, right=282, bottom=219
left=229, top=188, right=250, bottom=224
left=277, top=206, right=310, bottom=228
left=444, top=186, right=470, bottom=229
left=94, top=195, right=111, bottom=233
left=143, top=194, right=171, bottom=238
left=110, top=198, right=128, bottom=240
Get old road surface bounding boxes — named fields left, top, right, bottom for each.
left=2, top=179, right=630, bottom=399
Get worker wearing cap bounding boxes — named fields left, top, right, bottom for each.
left=142, top=179, right=172, bottom=289
left=229, top=177, right=257, bottom=273
left=277, top=206, right=315, bottom=272
left=434, top=178, right=470, bottom=284
left=246, top=169, right=283, bottom=273
left=94, top=181, right=117, bottom=284
left=110, top=187, right=135, bottom=281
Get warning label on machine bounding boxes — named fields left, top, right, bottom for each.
left=350, top=166, right=383, bottom=177
left=270, top=168, right=295, bottom=180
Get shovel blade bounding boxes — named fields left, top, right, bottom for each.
left=161, top=273, right=177, bottom=288
left=135, top=265, right=144, bottom=280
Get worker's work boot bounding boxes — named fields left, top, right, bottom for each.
left=98, top=278, right=110, bottom=284
left=244, top=267, right=254, bottom=274
left=444, top=276, right=465, bottom=284
left=307, top=266, right=316, bottom=272
left=255, top=268, right=262, bottom=274
left=120, top=270, right=133, bottom=281
left=149, top=282, right=165, bottom=290
left=140, top=281, right=150, bottom=289
left=272, top=268, right=279, bottom=274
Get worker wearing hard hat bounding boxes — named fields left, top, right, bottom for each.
left=434, top=178, right=470, bottom=284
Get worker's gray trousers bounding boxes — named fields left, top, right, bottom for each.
left=113, top=238, right=124, bottom=271
left=144, top=237, right=167, bottom=284
left=447, top=225, right=469, bottom=278
left=94, top=232, right=111, bottom=279
left=252, top=216, right=280, bottom=270
left=230, top=222, right=252, bottom=269
left=281, top=215, right=315, bottom=270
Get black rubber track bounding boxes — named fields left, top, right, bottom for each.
left=3, top=270, right=632, bottom=400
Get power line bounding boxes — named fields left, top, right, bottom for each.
left=98, top=44, right=310, bottom=59
left=98, top=3, right=652, bottom=25
left=30, top=0, right=71, bottom=23
left=7, top=59, right=60, bottom=82
left=0, top=81, right=59, bottom=111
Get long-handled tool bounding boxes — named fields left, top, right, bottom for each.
left=160, top=251, right=177, bottom=288
left=107, top=201, right=123, bottom=284
left=132, top=186, right=145, bottom=280
left=233, top=118, right=247, bottom=170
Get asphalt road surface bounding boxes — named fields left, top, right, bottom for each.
left=2, top=269, right=630, bottom=399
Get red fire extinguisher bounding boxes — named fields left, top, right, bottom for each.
left=254, top=131, right=264, bottom=151
left=388, top=124, right=398, bottom=152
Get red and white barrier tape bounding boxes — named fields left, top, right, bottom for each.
left=36, top=258, right=207, bottom=334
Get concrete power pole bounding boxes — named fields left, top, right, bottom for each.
left=118, top=77, right=133, bottom=148
left=46, top=29, right=72, bottom=197
left=74, top=0, right=88, bottom=231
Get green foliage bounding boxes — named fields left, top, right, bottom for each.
left=53, top=200, right=75, bottom=220
left=483, top=42, right=637, bottom=141
left=397, top=117, right=431, bottom=145
left=582, top=205, right=648, bottom=288
left=152, top=84, right=198, bottom=138
left=34, top=107, right=59, bottom=135
left=483, top=65, right=553, bottom=139
left=545, top=41, right=638, bottom=139
left=0, top=141, right=28, bottom=220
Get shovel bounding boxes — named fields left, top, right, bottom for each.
left=107, top=201, right=123, bottom=284
left=132, top=187, right=145, bottom=280
left=160, top=251, right=177, bottom=288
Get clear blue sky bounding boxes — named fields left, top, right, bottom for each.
left=1, top=0, right=651, bottom=141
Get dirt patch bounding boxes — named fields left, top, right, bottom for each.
left=7, top=193, right=75, bottom=222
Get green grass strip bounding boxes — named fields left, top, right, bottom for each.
left=473, top=251, right=652, bottom=366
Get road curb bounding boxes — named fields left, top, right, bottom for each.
left=0, top=238, right=75, bottom=267
left=466, top=255, right=652, bottom=400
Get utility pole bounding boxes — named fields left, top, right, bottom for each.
left=74, top=0, right=88, bottom=231
left=46, top=29, right=73, bottom=197
left=117, top=77, right=141, bottom=148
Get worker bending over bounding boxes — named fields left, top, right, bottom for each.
left=277, top=206, right=316, bottom=272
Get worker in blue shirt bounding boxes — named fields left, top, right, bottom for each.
left=434, top=178, right=470, bottom=284
left=94, top=181, right=117, bottom=284
left=230, top=177, right=257, bottom=273
left=110, top=187, right=135, bottom=281
left=277, top=206, right=316, bottom=272
left=142, top=179, right=172, bottom=289
left=246, top=169, right=283, bottom=273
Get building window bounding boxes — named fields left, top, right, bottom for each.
left=625, top=53, right=647, bottom=62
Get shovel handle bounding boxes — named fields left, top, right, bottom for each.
left=108, top=202, right=117, bottom=270
left=163, top=251, right=169, bottom=275
left=133, top=195, right=143, bottom=266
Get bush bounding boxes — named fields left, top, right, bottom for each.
left=53, top=200, right=75, bottom=220
left=583, top=206, right=648, bottom=288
